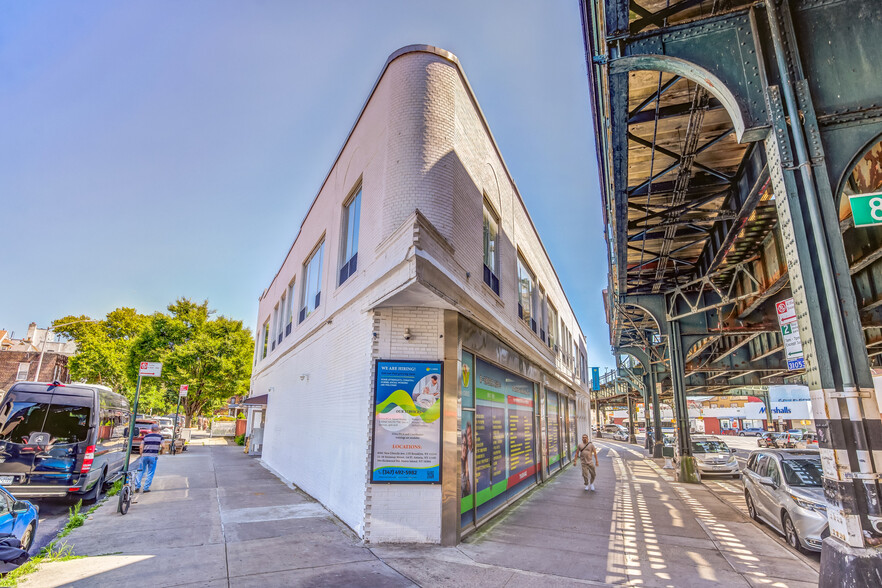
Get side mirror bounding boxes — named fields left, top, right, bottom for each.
left=730, top=448, right=737, bottom=454
left=12, top=501, right=30, bottom=514
left=758, top=476, right=777, bottom=488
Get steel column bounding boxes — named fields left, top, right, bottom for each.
left=668, top=320, right=699, bottom=483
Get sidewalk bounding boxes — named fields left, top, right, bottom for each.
left=19, top=439, right=820, bottom=587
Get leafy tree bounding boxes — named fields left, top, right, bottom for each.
left=52, top=308, right=150, bottom=400
left=128, top=299, right=254, bottom=427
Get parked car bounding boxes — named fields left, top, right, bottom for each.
left=0, top=486, right=38, bottom=552
left=742, top=449, right=828, bottom=552
left=603, top=424, right=629, bottom=441
left=0, top=381, right=130, bottom=502
left=738, top=427, right=765, bottom=437
left=690, top=435, right=740, bottom=478
left=132, top=419, right=184, bottom=454
left=757, top=432, right=780, bottom=448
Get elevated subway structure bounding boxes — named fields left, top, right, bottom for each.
left=581, top=0, right=882, bottom=580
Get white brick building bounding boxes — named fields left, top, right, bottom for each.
left=250, top=45, right=591, bottom=545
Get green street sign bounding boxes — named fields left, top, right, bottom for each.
left=849, top=191, right=882, bottom=227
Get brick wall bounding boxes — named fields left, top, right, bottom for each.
left=0, top=352, right=70, bottom=393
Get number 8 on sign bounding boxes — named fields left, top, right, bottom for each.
left=870, top=197, right=882, bottom=221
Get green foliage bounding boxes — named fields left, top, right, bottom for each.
left=58, top=500, right=86, bottom=539
left=0, top=543, right=81, bottom=587
left=129, top=298, right=254, bottom=427
left=106, top=479, right=123, bottom=497
left=236, top=413, right=246, bottom=419
left=52, top=308, right=150, bottom=401
left=234, top=434, right=245, bottom=446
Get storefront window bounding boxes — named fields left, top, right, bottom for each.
left=474, top=358, right=537, bottom=521
left=569, top=397, right=577, bottom=460
left=461, top=352, right=474, bottom=409
left=460, top=410, right=475, bottom=528
left=546, top=390, right=561, bottom=471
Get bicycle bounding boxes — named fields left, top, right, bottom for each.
left=117, top=461, right=142, bottom=515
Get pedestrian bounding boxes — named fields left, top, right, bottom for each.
left=576, top=433, right=599, bottom=491
left=134, top=423, right=163, bottom=494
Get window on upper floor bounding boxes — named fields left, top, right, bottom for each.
left=483, top=202, right=500, bottom=295
left=517, top=254, right=536, bottom=332
left=272, top=304, right=280, bottom=351
left=261, top=320, right=270, bottom=359
left=547, top=303, right=558, bottom=351
left=15, top=363, right=29, bottom=381
left=538, top=287, right=547, bottom=343
left=300, top=240, right=324, bottom=323
left=285, top=279, right=295, bottom=336
left=339, top=188, right=361, bottom=285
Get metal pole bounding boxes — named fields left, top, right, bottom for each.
left=172, top=393, right=182, bottom=455
left=651, top=370, right=663, bottom=458
left=121, top=375, right=143, bottom=476
left=33, top=329, right=49, bottom=382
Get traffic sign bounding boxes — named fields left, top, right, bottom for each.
left=138, top=362, right=162, bottom=377
left=848, top=191, right=882, bottom=227
left=180, top=384, right=189, bottom=397
left=775, top=298, right=804, bottom=371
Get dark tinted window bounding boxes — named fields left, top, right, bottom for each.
left=782, top=458, right=823, bottom=487
left=753, top=454, right=769, bottom=475
left=767, top=458, right=781, bottom=485
left=0, top=401, right=90, bottom=444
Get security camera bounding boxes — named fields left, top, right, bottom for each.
left=404, top=328, right=411, bottom=341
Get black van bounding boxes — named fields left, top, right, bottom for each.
left=0, top=381, right=131, bottom=501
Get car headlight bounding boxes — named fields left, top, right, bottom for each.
left=727, top=456, right=737, bottom=464
left=789, top=493, right=826, bottom=513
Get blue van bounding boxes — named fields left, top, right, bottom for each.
left=0, top=382, right=131, bottom=501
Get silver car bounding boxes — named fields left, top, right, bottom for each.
left=691, top=436, right=740, bottom=478
left=742, top=449, right=828, bottom=552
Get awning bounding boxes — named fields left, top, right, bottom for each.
left=242, top=394, right=268, bottom=406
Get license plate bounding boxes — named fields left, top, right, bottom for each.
left=0, top=476, right=15, bottom=485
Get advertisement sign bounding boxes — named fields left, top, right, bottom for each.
left=138, top=362, right=162, bottom=377
left=591, top=367, right=600, bottom=391
left=775, top=298, right=805, bottom=370
left=371, top=360, right=442, bottom=483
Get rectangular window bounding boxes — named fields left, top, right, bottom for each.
left=547, top=303, right=558, bottom=350
left=261, top=320, right=269, bottom=359
left=286, top=279, right=295, bottom=335
left=483, top=204, right=500, bottom=295
left=300, top=240, right=324, bottom=323
left=339, top=188, right=361, bottom=285
left=271, top=304, right=280, bottom=350
left=538, top=288, right=547, bottom=343
left=517, top=254, right=535, bottom=331
left=15, top=363, right=29, bottom=381
left=279, top=294, right=287, bottom=339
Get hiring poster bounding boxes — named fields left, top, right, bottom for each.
left=371, top=360, right=443, bottom=483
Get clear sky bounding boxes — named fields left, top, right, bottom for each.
left=0, top=1, right=614, bottom=369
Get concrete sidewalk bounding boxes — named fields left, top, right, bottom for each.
left=20, top=439, right=820, bottom=587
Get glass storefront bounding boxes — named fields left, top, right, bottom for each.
left=460, top=351, right=577, bottom=532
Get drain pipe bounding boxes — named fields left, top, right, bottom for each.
left=765, top=0, right=856, bottom=392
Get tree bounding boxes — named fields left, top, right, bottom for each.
left=52, top=308, right=150, bottom=401
left=128, top=298, right=254, bottom=427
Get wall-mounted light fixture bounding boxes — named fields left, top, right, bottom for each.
left=404, top=328, right=411, bottom=341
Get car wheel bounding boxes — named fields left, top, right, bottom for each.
left=783, top=512, right=806, bottom=553
left=745, top=492, right=759, bottom=521
left=84, top=470, right=106, bottom=503
left=739, top=432, right=745, bottom=436
left=20, top=521, right=35, bottom=552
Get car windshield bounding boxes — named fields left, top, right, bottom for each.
left=0, top=401, right=90, bottom=444
left=781, top=458, right=823, bottom=487
left=692, top=441, right=729, bottom=453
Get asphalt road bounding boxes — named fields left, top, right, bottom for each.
left=616, top=433, right=821, bottom=565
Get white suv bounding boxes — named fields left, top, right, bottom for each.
left=690, top=435, right=740, bottom=478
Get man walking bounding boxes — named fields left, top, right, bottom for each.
left=135, top=424, right=163, bottom=493
left=576, top=433, right=599, bottom=491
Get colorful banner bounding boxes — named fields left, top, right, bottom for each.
left=371, top=360, right=442, bottom=483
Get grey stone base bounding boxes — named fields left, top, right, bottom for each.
left=819, top=537, right=882, bottom=588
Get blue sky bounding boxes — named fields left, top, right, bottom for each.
left=0, top=1, right=613, bottom=369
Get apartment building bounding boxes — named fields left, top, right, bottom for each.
left=250, top=46, right=591, bottom=545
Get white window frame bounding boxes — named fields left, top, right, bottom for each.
left=483, top=201, right=500, bottom=294
left=547, top=302, right=558, bottom=350
left=300, top=239, right=325, bottom=323
left=261, top=320, right=270, bottom=359
left=15, top=363, right=29, bottom=381
left=517, top=254, right=536, bottom=331
left=339, top=187, right=361, bottom=286
left=285, top=279, right=295, bottom=335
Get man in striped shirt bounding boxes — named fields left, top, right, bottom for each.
left=135, top=424, right=163, bottom=493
